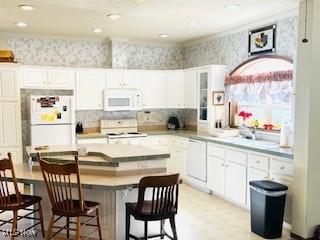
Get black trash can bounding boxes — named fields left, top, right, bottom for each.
left=249, top=180, right=288, bottom=239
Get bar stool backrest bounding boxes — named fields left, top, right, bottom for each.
left=136, top=174, right=179, bottom=216
left=0, top=153, right=22, bottom=208
left=37, top=154, right=84, bottom=213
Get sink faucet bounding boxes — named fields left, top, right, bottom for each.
left=240, top=126, right=257, bottom=140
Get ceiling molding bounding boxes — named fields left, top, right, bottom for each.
left=182, top=8, right=299, bottom=47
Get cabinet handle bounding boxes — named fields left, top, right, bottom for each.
left=225, top=164, right=229, bottom=167
left=221, top=163, right=224, bottom=167
left=264, top=176, right=269, bottom=180
left=256, top=160, right=260, bottom=164
left=280, top=166, right=285, bottom=170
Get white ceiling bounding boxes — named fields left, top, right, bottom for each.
left=0, top=0, right=300, bottom=43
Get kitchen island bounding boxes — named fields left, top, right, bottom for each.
left=22, top=143, right=171, bottom=240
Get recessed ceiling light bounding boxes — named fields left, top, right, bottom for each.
left=92, top=28, right=102, bottom=33
left=16, top=22, right=28, bottom=27
left=159, top=34, right=168, bottom=38
left=224, top=3, right=240, bottom=10
left=18, top=5, right=35, bottom=11
left=107, top=14, right=121, bottom=20
left=188, top=22, right=198, bottom=27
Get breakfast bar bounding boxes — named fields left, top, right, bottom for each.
left=19, top=143, right=171, bottom=240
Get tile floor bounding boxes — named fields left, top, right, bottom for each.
left=172, top=183, right=291, bottom=240
left=1, top=183, right=291, bottom=240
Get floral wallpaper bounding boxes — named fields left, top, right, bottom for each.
left=111, top=40, right=184, bottom=69
left=183, top=16, right=298, bottom=73
left=5, top=15, right=297, bottom=72
left=6, top=36, right=112, bottom=68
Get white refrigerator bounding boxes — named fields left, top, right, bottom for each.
left=30, top=95, right=75, bottom=146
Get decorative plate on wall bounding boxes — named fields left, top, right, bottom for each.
left=248, top=24, right=276, bottom=56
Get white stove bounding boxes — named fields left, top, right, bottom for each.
left=100, top=119, right=147, bottom=139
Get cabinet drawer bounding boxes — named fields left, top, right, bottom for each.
left=171, top=137, right=188, bottom=148
left=225, top=148, right=247, bottom=166
left=208, top=143, right=225, bottom=159
left=248, top=153, right=269, bottom=171
left=270, top=159, right=293, bottom=176
left=148, top=136, right=169, bottom=146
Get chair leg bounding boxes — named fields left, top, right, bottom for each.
left=96, top=208, right=102, bottom=240
left=66, top=217, right=70, bottom=239
left=46, top=215, right=54, bottom=240
left=160, top=220, right=165, bottom=239
left=144, top=221, right=148, bottom=240
left=38, top=202, right=45, bottom=238
left=125, top=207, right=130, bottom=240
left=169, top=216, right=178, bottom=240
left=75, top=217, right=81, bottom=240
left=11, top=210, right=18, bottom=240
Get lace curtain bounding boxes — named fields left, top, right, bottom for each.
left=225, top=70, right=293, bottom=105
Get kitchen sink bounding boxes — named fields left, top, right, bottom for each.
left=228, top=138, right=279, bottom=148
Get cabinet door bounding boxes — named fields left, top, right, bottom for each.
left=47, top=69, right=75, bottom=89
left=0, top=102, right=21, bottom=146
left=0, top=148, right=22, bottom=164
left=76, top=70, right=105, bottom=110
left=123, top=70, right=143, bottom=89
left=225, top=162, right=247, bottom=205
left=106, top=69, right=123, bottom=89
left=198, top=69, right=209, bottom=122
left=184, top=70, right=197, bottom=109
left=167, top=71, right=184, bottom=108
left=0, top=69, right=18, bottom=101
left=142, top=71, right=167, bottom=108
left=247, top=168, right=268, bottom=207
left=21, top=67, right=47, bottom=88
left=207, top=156, right=225, bottom=196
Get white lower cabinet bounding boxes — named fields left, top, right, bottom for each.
left=207, top=156, right=225, bottom=196
left=247, top=168, right=269, bottom=207
left=225, top=162, right=247, bottom=205
left=207, top=142, right=292, bottom=213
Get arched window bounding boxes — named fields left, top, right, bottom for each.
left=226, top=55, right=294, bottom=129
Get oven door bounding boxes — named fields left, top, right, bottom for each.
left=104, top=91, right=134, bottom=111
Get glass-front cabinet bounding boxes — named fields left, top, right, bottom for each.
left=198, top=70, right=209, bottom=122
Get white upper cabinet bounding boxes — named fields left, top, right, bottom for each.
left=142, top=70, right=167, bottom=108
left=106, top=69, right=142, bottom=89
left=76, top=70, right=105, bottom=110
left=0, top=102, right=21, bottom=147
left=47, top=69, right=75, bottom=89
left=167, top=70, right=184, bottom=108
left=106, top=69, right=123, bottom=88
left=0, top=67, right=19, bottom=101
left=123, top=70, right=143, bottom=89
left=21, top=66, right=47, bottom=89
left=21, top=66, right=75, bottom=89
left=183, top=70, right=197, bottom=109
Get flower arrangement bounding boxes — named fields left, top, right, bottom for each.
left=238, top=111, right=253, bottom=121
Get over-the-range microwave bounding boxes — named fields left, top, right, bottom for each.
left=103, top=90, right=143, bottom=111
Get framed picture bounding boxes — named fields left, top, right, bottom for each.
left=212, top=91, right=225, bottom=105
left=248, top=24, right=276, bottom=56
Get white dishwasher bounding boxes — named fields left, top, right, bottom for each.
left=186, top=139, right=207, bottom=182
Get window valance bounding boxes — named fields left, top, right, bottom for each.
left=225, top=70, right=293, bottom=85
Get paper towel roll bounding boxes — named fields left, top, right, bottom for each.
left=280, top=122, right=291, bottom=148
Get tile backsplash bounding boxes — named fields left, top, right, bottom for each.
left=76, top=109, right=197, bottom=129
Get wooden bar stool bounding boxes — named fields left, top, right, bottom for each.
left=37, top=154, right=102, bottom=240
left=0, top=153, right=45, bottom=240
left=125, top=174, right=180, bottom=240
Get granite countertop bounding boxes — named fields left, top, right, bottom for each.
left=26, top=144, right=170, bottom=166
left=77, top=130, right=293, bottom=159
left=11, top=164, right=171, bottom=190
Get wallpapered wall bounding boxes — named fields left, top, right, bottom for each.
left=183, top=16, right=298, bottom=72
left=5, top=15, right=298, bottom=72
